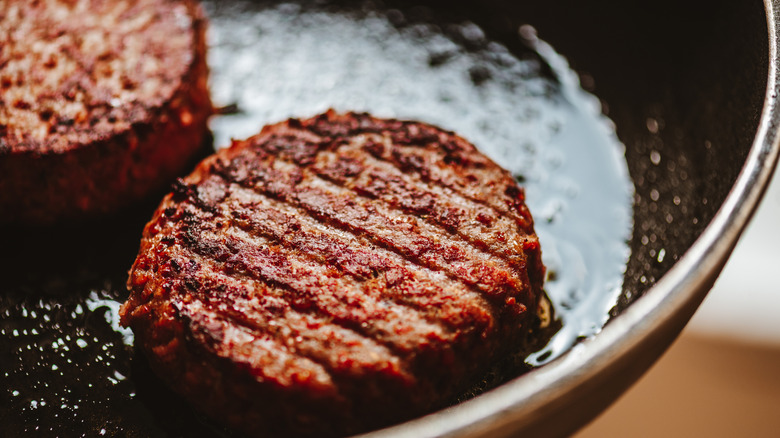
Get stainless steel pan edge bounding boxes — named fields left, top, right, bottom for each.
left=361, top=1, right=780, bottom=437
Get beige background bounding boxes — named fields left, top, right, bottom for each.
left=576, top=334, right=780, bottom=437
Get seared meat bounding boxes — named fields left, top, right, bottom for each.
left=120, top=111, right=545, bottom=437
left=0, top=0, right=211, bottom=224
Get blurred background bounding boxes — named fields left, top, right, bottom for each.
left=577, top=161, right=780, bottom=437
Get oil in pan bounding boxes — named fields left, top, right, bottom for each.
left=206, top=0, right=634, bottom=367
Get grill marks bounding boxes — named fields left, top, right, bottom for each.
left=312, top=143, right=539, bottom=266
left=222, top=187, right=494, bottom=329
left=122, top=112, right=545, bottom=437
left=220, top=118, right=538, bottom=279
left=173, top=265, right=410, bottom=387
left=177, top=299, right=338, bottom=394
left=214, top=150, right=530, bottom=307
left=178, top=219, right=453, bottom=352
left=241, top=112, right=534, bottom=232
left=363, top=136, right=537, bottom=229
left=165, top=208, right=459, bottom=389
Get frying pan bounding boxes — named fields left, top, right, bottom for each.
left=1, top=0, right=777, bottom=436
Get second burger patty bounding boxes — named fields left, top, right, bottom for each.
left=0, top=0, right=211, bottom=224
left=120, top=110, right=546, bottom=437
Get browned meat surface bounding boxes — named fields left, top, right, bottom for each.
left=120, top=111, right=546, bottom=437
left=0, top=0, right=211, bottom=224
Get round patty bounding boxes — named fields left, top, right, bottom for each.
left=0, top=0, right=211, bottom=224
left=120, top=111, right=546, bottom=437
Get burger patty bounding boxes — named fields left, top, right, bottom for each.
left=120, top=111, right=546, bottom=437
left=0, top=0, right=211, bottom=224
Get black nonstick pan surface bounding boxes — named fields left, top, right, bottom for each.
left=1, top=0, right=776, bottom=437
